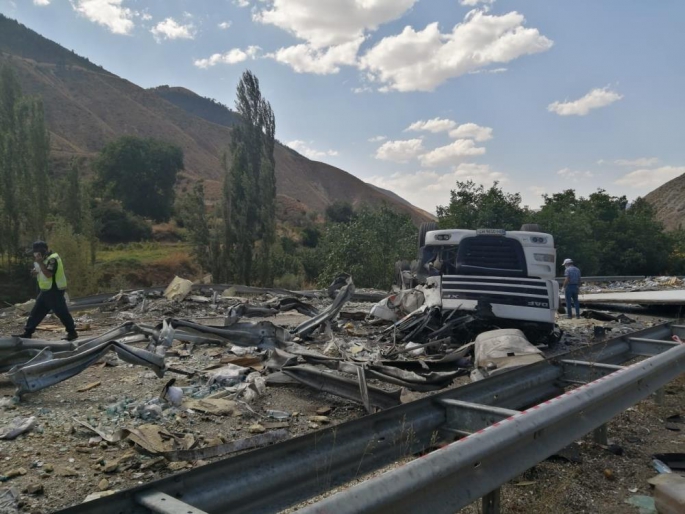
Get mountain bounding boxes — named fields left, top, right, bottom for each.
left=0, top=15, right=432, bottom=224
left=644, top=174, right=685, bottom=231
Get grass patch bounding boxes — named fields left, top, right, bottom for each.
left=97, top=242, right=192, bottom=264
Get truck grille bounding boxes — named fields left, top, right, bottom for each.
left=456, top=236, right=526, bottom=276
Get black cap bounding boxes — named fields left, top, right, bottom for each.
left=32, top=241, right=48, bottom=254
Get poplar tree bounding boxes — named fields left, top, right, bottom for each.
left=220, top=71, right=276, bottom=285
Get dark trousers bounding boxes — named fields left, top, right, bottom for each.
left=24, top=288, right=76, bottom=335
left=565, top=284, right=580, bottom=318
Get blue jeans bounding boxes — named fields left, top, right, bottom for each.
left=565, top=284, right=580, bottom=318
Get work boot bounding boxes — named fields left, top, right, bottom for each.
left=64, top=331, right=79, bottom=342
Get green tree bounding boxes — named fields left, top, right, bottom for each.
left=318, top=205, right=417, bottom=289
left=437, top=181, right=530, bottom=231
left=0, top=65, right=50, bottom=262
left=48, top=218, right=99, bottom=297
left=62, top=158, right=83, bottom=233
left=177, top=180, right=213, bottom=272
left=95, top=136, right=183, bottom=222
left=325, top=201, right=355, bottom=224
left=220, top=70, right=276, bottom=285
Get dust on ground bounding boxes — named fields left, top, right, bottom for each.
left=0, top=283, right=682, bottom=514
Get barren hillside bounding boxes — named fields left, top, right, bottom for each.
left=644, top=173, right=685, bottom=231
left=0, top=15, right=432, bottom=223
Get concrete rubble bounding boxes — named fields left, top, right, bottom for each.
left=0, top=274, right=679, bottom=512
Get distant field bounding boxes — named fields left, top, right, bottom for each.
left=97, top=242, right=192, bottom=264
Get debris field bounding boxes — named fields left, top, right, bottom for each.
left=0, top=275, right=683, bottom=513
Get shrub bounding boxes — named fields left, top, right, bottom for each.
left=93, top=201, right=152, bottom=243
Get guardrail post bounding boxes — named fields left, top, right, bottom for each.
left=655, top=387, right=665, bottom=405
left=482, top=488, right=501, bottom=514
left=593, top=424, right=608, bottom=445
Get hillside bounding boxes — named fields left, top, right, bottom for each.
left=645, top=173, right=685, bottom=231
left=0, top=14, right=432, bottom=223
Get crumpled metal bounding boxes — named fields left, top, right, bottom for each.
left=7, top=323, right=165, bottom=397
left=294, top=275, right=355, bottom=337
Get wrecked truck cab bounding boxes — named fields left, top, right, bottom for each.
left=412, top=224, right=560, bottom=340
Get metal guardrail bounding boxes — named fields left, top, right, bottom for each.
left=554, top=275, right=646, bottom=284
left=55, top=322, right=685, bottom=514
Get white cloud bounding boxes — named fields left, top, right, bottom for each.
left=287, top=140, right=339, bottom=160
left=375, top=139, right=425, bottom=163
left=615, top=166, right=685, bottom=189
left=151, top=18, right=196, bottom=41
left=419, top=139, right=486, bottom=167
left=548, top=87, right=623, bottom=116
left=267, top=38, right=362, bottom=75
left=368, top=135, right=387, bottom=143
left=194, top=46, right=261, bottom=68
left=70, top=0, right=135, bottom=35
left=614, top=157, right=660, bottom=167
left=557, top=168, right=594, bottom=182
left=360, top=11, right=552, bottom=92
left=449, top=123, right=493, bottom=142
left=256, top=0, right=417, bottom=49
left=234, top=0, right=249, bottom=6
left=366, top=163, right=506, bottom=213
left=33, top=0, right=51, bottom=5
left=460, top=0, right=495, bottom=5
left=406, top=117, right=456, bottom=133
left=218, top=21, right=232, bottom=30
left=352, top=86, right=373, bottom=94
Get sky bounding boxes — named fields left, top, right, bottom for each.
left=1, top=0, right=684, bottom=214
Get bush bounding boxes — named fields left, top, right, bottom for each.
left=48, top=219, right=99, bottom=297
left=93, top=201, right=152, bottom=243
left=274, top=273, right=304, bottom=290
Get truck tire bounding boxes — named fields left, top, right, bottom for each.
left=520, top=223, right=541, bottom=232
left=418, top=221, right=438, bottom=249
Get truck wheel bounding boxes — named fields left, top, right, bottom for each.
left=418, top=221, right=438, bottom=249
left=520, top=223, right=541, bottom=232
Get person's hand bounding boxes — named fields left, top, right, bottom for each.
left=34, top=252, right=43, bottom=263
left=30, top=268, right=38, bottom=277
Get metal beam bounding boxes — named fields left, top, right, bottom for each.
left=439, top=399, right=519, bottom=435
left=559, top=360, right=625, bottom=384
left=299, top=343, right=685, bottom=514
left=628, top=337, right=680, bottom=357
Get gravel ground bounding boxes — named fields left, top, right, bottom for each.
left=0, top=295, right=682, bottom=514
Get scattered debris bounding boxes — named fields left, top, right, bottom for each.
left=163, top=276, right=193, bottom=302
left=0, top=417, right=35, bottom=440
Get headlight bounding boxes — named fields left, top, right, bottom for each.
left=534, top=253, right=554, bottom=262
left=531, top=236, right=548, bottom=244
left=436, top=234, right=451, bottom=241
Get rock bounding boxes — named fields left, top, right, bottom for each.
left=5, top=468, right=26, bottom=479
left=56, top=467, right=77, bottom=477
left=43, top=464, right=53, bottom=473
left=604, top=468, right=616, bottom=481
left=248, top=424, right=266, bottom=434
left=167, top=462, right=189, bottom=471
left=102, top=460, right=119, bottom=473
left=316, top=407, right=332, bottom=416
left=83, top=490, right=116, bottom=502
left=308, top=416, right=330, bottom=424
left=98, top=479, right=110, bottom=491
left=26, top=484, right=43, bottom=495
left=308, top=422, right=319, bottom=429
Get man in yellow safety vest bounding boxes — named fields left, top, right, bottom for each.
left=17, top=241, right=78, bottom=341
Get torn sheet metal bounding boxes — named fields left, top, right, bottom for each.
left=8, top=325, right=164, bottom=396
left=578, top=289, right=685, bottom=305
left=169, top=319, right=289, bottom=349
left=337, top=362, right=464, bottom=392
left=281, top=365, right=401, bottom=410
left=294, top=276, right=355, bottom=337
